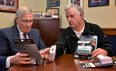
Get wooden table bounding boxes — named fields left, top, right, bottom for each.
left=7, top=54, right=116, bottom=71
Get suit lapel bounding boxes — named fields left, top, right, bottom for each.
left=28, top=30, right=34, bottom=39
left=11, top=25, right=20, bottom=39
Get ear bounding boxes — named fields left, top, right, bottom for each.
left=14, top=17, right=18, bottom=25
left=79, top=14, right=83, bottom=18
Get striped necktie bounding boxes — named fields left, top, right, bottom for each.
left=23, top=33, right=27, bottom=39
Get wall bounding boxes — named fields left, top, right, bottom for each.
left=84, top=0, right=116, bottom=28
left=0, top=0, right=116, bottom=29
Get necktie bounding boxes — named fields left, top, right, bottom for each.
left=23, top=33, right=27, bottom=39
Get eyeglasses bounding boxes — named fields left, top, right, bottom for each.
left=19, top=18, right=33, bottom=23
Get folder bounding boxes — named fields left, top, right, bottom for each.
left=14, top=38, right=44, bottom=64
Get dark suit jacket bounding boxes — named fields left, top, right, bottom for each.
left=0, top=25, right=46, bottom=70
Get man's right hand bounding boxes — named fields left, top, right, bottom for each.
left=10, top=52, right=32, bottom=65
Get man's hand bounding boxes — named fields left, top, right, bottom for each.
left=10, top=52, right=32, bottom=65
left=91, top=48, right=107, bottom=58
left=39, top=48, right=52, bottom=63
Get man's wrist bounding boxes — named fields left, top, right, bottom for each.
left=10, top=56, right=15, bottom=65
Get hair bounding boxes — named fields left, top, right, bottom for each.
left=16, top=7, right=33, bottom=18
left=65, top=4, right=84, bottom=17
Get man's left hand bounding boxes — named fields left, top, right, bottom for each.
left=91, top=48, right=107, bottom=58
left=39, top=48, right=52, bottom=63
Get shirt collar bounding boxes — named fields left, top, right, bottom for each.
left=73, top=22, right=85, bottom=38
left=73, top=22, right=85, bottom=34
left=17, top=25, right=24, bottom=36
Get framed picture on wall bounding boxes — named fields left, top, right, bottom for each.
left=68, top=0, right=84, bottom=7
left=115, top=0, right=116, bottom=6
left=46, top=8, right=59, bottom=18
left=0, top=0, right=18, bottom=12
left=69, top=0, right=81, bottom=5
left=88, top=0, right=109, bottom=7
left=47, top=0, right=60, bottom=7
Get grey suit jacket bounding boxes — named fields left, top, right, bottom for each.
left=0, top=25, right=46, bottom=70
